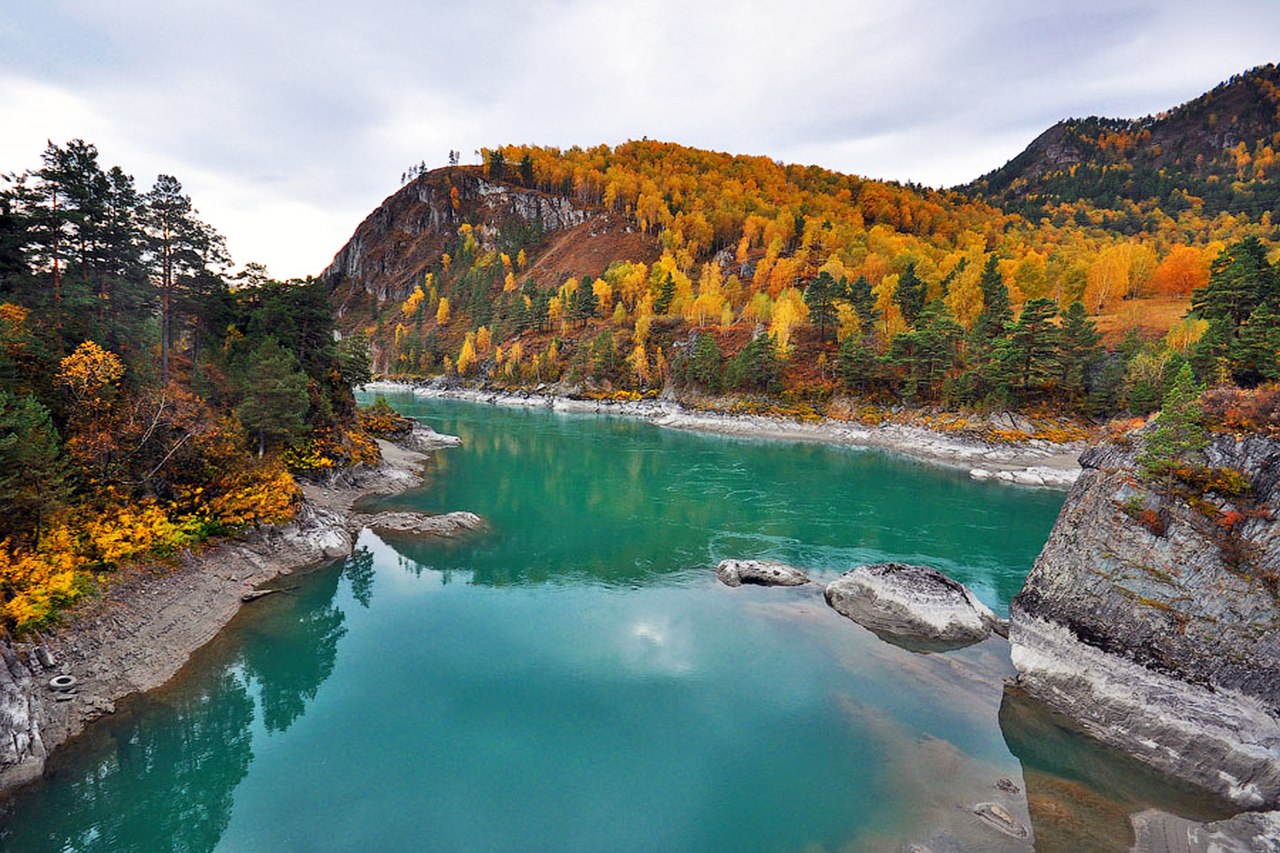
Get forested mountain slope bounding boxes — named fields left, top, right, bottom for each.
left=321, top=67, right=1279, bottom=428
left=967, top=63, right=1280, bottom=226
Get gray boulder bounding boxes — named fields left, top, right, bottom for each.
left=824, top=563, right=1000, bottom=647
left=715, top=560, right=810, bottom=588
left=355, top=511, right=484, bottom=538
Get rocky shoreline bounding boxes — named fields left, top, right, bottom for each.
left=364, top=380, right=1085, bottom=489
left=0, top=424, right=469, bottom=795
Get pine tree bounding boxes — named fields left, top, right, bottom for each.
left=998, top=297, right=1061, bottom=401
left=725, top=333, right=782, bottom=393
left=894, top=262, right=926, bottom=325
left=804, top=272, right=838, bottom=342
left=1230, top=301, right=1280, bottom=386
left=677, top=333, right=723, bottom=391
left=1058, top=301, right=1102, bottom=405
left=654, top=275, right=676, bottom=315
left=1191, top=236, right=1276, bottom=332
left=844, top=275, right=877, bottom=335
left=1138, top=363, right=1206, bottom=480
left=972, top=255, right=1012, bottom=350
left=234, top=338, right=310, bottom=457
left=838, top=333, right=880, bottom=394
left=570, top=278, right=598, bottom=326
left=0, top=391, right=68, bottom=544
left=1189, top=318, right=1231, bottom=386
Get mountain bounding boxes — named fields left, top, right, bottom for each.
left=966, top=63, right=1280, bottom=226
left=319, top=69, right=1279, bottom=420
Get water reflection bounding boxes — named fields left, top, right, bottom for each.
left=998, top=684, right=1238, bottom=851
left=0, top=561, right=349, bottom=852
left=361, top=395, right=1063, bottom=604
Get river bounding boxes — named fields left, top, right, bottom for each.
left=0, top=393, right=1228, bottom=851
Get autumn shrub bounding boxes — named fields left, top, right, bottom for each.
left=80, top=499, right=204, bottom=566
left=206, top=463, right=299, bottom=531
left=0, top=528, right=84, bottom=632
left=1202, top=384, right=1280, bottom=435
left=1173, top=465, right=1252, bottom=497
left=357, top=397, right=414, bottom=439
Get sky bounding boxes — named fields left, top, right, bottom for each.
left=1, top=1, right=1278, bottom=279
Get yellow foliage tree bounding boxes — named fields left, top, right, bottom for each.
left=457, top=333, right=478, bottom=374
left=401, top=285, right=425, bottom=318
left=436, top=297, right=451, bottom=325
left=770, top=287, right=808, bottom=354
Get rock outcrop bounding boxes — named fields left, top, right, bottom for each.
left=354, top=510, right=485, bottom=538
left=824, top=563, right=1001, bottom=647
left=714, top=559, right=810, bottom=587
left=1009, top=432, right=1280, bottom=807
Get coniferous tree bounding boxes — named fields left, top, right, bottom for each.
left=972, top=255, right=1012, bottom=351
left=589, top=329, right=620, bottom=382
left=725, top=333, right=782, bottom=393
left=1191, top=237, right=1276, bottom=332
left=0, top=391, right=68, bottom=544
left=570, top=279, right=598, bottom=326
left=142, top=175, right=227, bottom=384
left=844, top=275, right=877, bottom=336
left=1230, top=301, right=1280, bottom=386
left=838, top=333, right=880, bottom=394
left=996, top=297, right=1061, bottom=401
left=677, top=333, right=723, bottom=392
left=234, top=338, right=310, bottom=457
left=1138, top=363, right=1206, bottom=480
left=804, top=272, right=838, bottom=342
left=894, top=262, right=926, bottom=325
left=1058, top=301, right=1102, bottom=405
left=654, top=275, right=676, bottom=315
left=1189, top=318, right=1232, bottom=386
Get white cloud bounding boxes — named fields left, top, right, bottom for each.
left=3, top=0, right=1279, bottom=277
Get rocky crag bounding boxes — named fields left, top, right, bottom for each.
left=321, top=168, right=655, bottom=341
left=1009, top=431, right=1280, bottom=809
left=0, top=425, right=471, bottom=794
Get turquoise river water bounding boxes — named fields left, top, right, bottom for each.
left=0, top=393, right=1232, bottom=851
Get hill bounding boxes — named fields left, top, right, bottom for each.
left=966, top=63, right=1280, bottom=227
left=321, top=71, right=1280, bottom=426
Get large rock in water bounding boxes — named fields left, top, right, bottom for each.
left=824, top=563, right=1000, bottom=647
left=715, top=560, right=810, bottom=587
left=1009, top=432, right=1280, bottom=808
left=354, top=511, right=485, bottom=538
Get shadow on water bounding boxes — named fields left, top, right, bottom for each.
left=0, top=561, right=350, bottom=853
left=998, top=684, right=1240, bottom=851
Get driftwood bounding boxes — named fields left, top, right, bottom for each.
left=240, top=586, right=298, bottom=603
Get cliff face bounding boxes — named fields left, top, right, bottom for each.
left=1010, top=432, right=1280, bottom=807
left=321, top=168, right=651, bottom=331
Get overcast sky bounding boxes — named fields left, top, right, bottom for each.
left=2, top=1, right=1277, bottom=278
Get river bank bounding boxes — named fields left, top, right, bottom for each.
left=0, top=425, right=466, bottom=794
left=365, top=381, right=1085, bottom=489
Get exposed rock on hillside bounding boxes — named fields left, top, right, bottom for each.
left=825, top=563, right=1001, bottom=648
left=715, top=559, right=810, bottom=587
left=1010, top=432, right=1280, bottom=807
left=321, top=169, right=655, bottom=329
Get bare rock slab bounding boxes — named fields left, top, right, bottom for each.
left=715, top=559, right=810, bottom=588
left=356, top=510, right=485, bottom=538
left=824, top=563, right=999, bottom=648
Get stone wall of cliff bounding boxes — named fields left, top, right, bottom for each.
left=1009, top=430, right=1280, bottom=808
left=321, top=169, right=595, bottom=320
